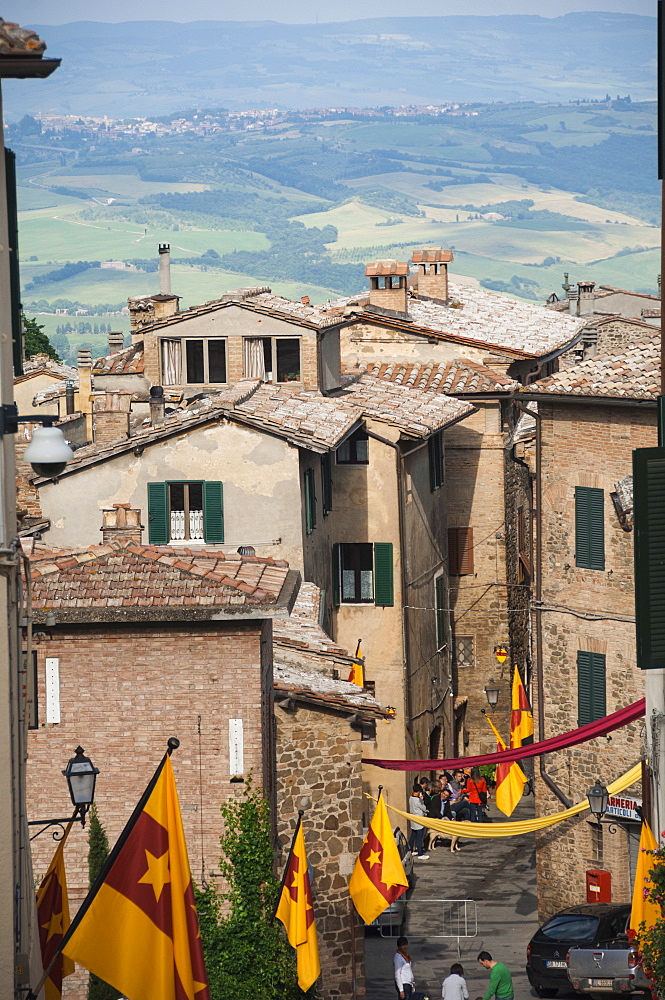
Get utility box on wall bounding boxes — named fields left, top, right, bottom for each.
left=586, top=868, right=612, bottom=903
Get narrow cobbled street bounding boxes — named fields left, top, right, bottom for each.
left=365, top=795, right=540, bottom=1000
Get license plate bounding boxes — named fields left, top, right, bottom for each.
left=545, top=961, right=567, bottom=969
left=590, top=980, right=613, bottom=988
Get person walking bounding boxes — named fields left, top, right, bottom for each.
left=442, top=963, right=469, bottom=1000
left=477, top=952, right=514, bottom=1000
left=408, top=784, right=430, bottom=860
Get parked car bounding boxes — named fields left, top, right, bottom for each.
left=567, top=934, right=650, bottom=996
left=366, top=826, right=413, bottom=935
left=527, top=903, right=632, bottom=997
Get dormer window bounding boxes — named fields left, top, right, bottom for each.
left=244, top=337, right=300, bottom=382
left=336, top=428, right=369, bottom=465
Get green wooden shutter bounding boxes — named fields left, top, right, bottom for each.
left=147, top=482, right=168, bottom=544
left=435, top=575, right=446, bottom=648
left=374, top=542, right=394, bottom=607
left=332, top=543, right=341, bottom=606
left=203, top=481, right=224, bottom=544
left=575, top=486, right=604, bottom=570
left=577, top=650, right=606, bottom=725
left=304, top=468, right=316, bottom=534
left=321, top=454, right=333, bottom=516
left=634, top=447, right=665, bottom=668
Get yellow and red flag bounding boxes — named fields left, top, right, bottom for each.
left=510, top=665, right=534, bottom=748
left=348, top=640, right=365, bottom=687
left=36, top=823, right=75, bottom=1000
left=62, top=751, right=209, bottom=1000
left=349, top=791, right=408, bottom=924
left=630, top=819, right=660, bottom=933
left=484, top=713, right=526, bottom=818
left=275, top=816, right=321, bottom=992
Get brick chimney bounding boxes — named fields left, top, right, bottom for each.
left=128, top=296, right=155, bottom=341
left=412, top=247, right=453, bottom=302
left=101, top=504, right=143, bottom=545
left=365, top=259, right=410, bottom=314
left=93, top=391, right=132, bottom=445
left=577, top=280, right=595, bottom=316
left=77, top=348, right=93, bottom=441
left=149, top=385, right=165, bottom=426
left=151, top=294, right=180, bottom=322
left=159, top=243, right=171, bottom=294
left=108, top=331, right=125, bottom=354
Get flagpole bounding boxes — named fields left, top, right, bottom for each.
left=271, top=809, right=304, bottom=923
left=27, top=737, right=180, bottom=1000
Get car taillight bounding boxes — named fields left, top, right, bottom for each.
left=527, top=943, right=531, bottom=963
left=628, top=949, right=640, bottom=967
left=566, top=952, right=571, bottom=964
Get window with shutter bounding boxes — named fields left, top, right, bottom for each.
left=203, top=481, right=224, bottom=544
left=577, top=650, right=606, bottom=725
left=321, top=454, right=333, bottom=516
left=435, top=575, right=446, bottom=648
left=575, top=486, right=605, bottom=570
left=147, top=482, right=168, bottom=544
left=448, top=527, right=474, bottom=575
left=304, top=468, right=317, bottom=535
left=428, top=432, right=444, bottom=491
left=373, top=543, right=394, bottom=607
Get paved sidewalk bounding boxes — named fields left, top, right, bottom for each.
left=365, top=795, right=540, bottom=1000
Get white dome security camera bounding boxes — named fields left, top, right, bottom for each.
left=23, top=426, right=74, bottom=478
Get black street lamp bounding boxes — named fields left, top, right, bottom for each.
left=28, top=746, right=99, bottom=841
left=587, top=778, right=609, bottom=823
left=484, top=678, right=500, bottom=709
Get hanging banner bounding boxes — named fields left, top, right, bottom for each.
left=363, top=698, right=645, bottom=771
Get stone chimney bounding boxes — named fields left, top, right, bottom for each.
left=577, top=280, right=596, bottom=316
left=151, top=294, right=180, bottom=322
left=93, top=391, right=132, bottom=445
left=149, top=385, right=165, bottom=426
left=159, top=243, right=171, bottom=295
left=411, top=247, right=453, bottom=302
left=567, top=288, right=579, bottom=316
left=128, top=295, right=155, bottom=341
left=365, top=259, right=410, bottom=315
left=108, top=331, right=125, bottom=354
left=101, top=504, right=143, bottom=545
left=77, top=348, right=93, bottom=441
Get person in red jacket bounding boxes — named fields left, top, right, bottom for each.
left=465, top=767, right=487, bottom=822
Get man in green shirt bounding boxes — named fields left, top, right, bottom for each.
left=477, top=952, right=514, bottom=1000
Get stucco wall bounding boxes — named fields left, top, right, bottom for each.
left=340, top=320, right=501, bottom=369
left=36, top=420, right=305, bottom=565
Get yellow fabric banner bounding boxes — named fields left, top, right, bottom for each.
left=381, top=762, right=642, bottom=839
left=630, top=820, right=661, bottom=932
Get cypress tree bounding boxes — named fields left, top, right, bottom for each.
left=86, top=806, right=121, bottom=1000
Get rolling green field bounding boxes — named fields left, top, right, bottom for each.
left=14, top=98, right=661, bottom=344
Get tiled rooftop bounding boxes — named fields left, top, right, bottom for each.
left=365, top=259, right=410, bottom=277
left=30, top=542, right=290, bottom=611
left=93, top=341, right=145, bottom=375
left=350, top=358, right=519, bottom=394
left=525, top=339, right=660, bottom=400
left=337, top=371, right=476, bottom=435
left=274, top=582, right=349, bottom=658
left=16, top=357, right=77, bottom=384
left=234, top=384, right=363, bottom=452
left=412, top=248, right=453, bottom=264
left=0, top=19, right=46, bottom=55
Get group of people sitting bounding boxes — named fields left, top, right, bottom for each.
left=407, top=768, right=490, bottom=859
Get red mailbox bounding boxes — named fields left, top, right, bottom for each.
left=586, top=868, right=612, bottom=903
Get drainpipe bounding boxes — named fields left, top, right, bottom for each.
left=515, top=401, right=572, bottom=808
left=365, top=427, right=457, bottom=757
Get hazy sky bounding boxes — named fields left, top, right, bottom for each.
left=21, top=0, right=655, bottom=24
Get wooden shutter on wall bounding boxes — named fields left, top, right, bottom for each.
left=373, top=543, right=394, bottom=607
left=577, top=650, right=606, bottom=725
left=203, top=481, right=224, bottom=544
left=575, top=486, right=605, bottom=570
left=633, top=447, right=665, bottom=668
left=448, top=527, right=474, bottom=575
left=147, top=482, right=168, bottom=544
left=321, top=453, right=333, bottom=516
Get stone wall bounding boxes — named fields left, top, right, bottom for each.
left=533, top=398, right=655, bottom=919
left=275, top=701, right=366, bottom=1000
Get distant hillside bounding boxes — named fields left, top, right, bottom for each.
left=6, top=12, right=655, bottom=119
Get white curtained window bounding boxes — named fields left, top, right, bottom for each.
left=161, top=339, right=181, bottom=385
left=244, top=338, right=266, bottom=380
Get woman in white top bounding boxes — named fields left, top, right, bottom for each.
left=394, top=937, right=416, bottom=999
left=408, top=785, right=429, bottom=860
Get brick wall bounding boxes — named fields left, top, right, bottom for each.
left=533, top=398, right=654, bottom=919
left=27, top=619, right=273, bottom=1000
left=275, top=702, right=366, bottom=1000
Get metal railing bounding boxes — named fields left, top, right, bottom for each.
left=387, top=898, right=477, bottom=955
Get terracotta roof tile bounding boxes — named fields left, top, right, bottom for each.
left=336, top=371, right=475, bottom=435
left=365, top=259, right=410, bottom=277
left=525, top=338, right=660, bottom=400
left=412, top=248, right=453, bottom=264
left=93, top=341, right=144, bottom=375
left=350, top=358, right=519, bottom=394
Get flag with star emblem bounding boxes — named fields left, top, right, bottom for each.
left=484, top=713, right=526, bottom=817
left=62, top=752, right=209, bottom=1000
left=36, top=823, right=75, bottom=1000
left=348, top=790, right=408, bottom=924
left=348, top=640, right=365, bottom=687
left=510, top=665, right=534, bottom=748
left=275, top=815, right=321, bottom=992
